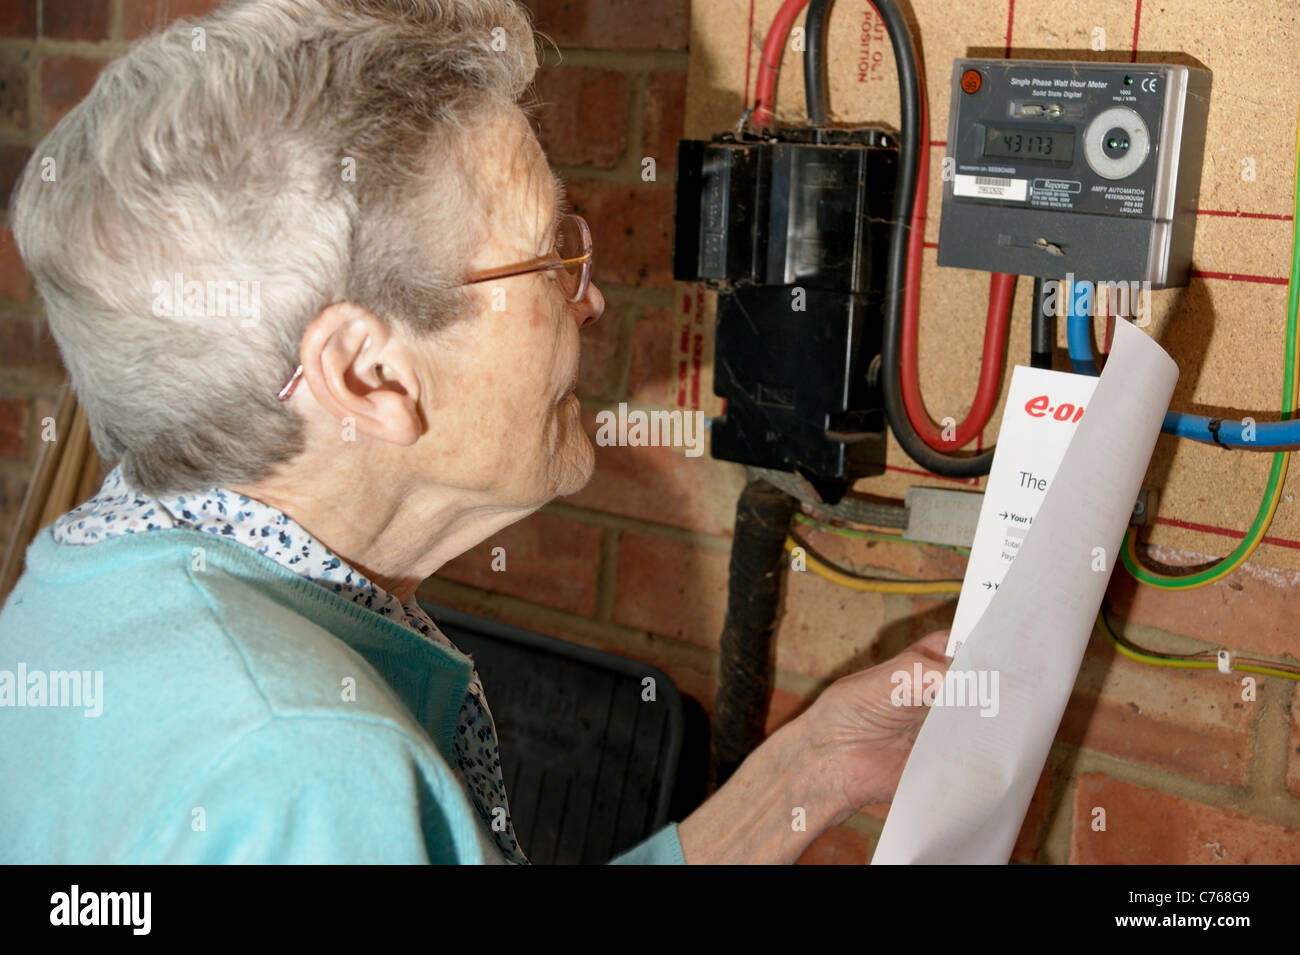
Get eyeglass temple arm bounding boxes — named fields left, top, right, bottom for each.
left=463, top=253, right=591, bottom=286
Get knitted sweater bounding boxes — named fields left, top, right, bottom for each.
left=0, top=526, right=683, bottom=864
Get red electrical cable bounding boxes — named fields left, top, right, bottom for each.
left=900, top=67, right=1015, bottom=451
left=751, top=0, right=1013, bottom=452
left=752, top=0, right=811, bottom=126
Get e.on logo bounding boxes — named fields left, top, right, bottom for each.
left=1024, top=394, right=1085, bottom=423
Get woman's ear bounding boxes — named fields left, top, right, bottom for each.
left=296, top=302, right=423, bottom=446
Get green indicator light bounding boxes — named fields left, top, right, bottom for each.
left=1124, top=74, right=1133, bottom=85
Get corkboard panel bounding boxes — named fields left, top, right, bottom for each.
left=677, top=0, right=1300, bottom=569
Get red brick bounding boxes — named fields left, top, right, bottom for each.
left=642, top=71, right=687, bottom=176
left=0, top=397, right=28, bottom=459
left=909, top=593, right=957, bottom=641
left=0, top=48, right=30, bottom=132
left=43, top=0, right=110, bottom=40
left=1108, top=560, right=1300, bottom=660
left=0, top=2, right=37, bottom=37
left=1071, top=773, right=1300, bottom=864
left=524, top=0, right=690, bottom=50
left=778, top=543, right=958, bottom=666
left=792, top=519, right=968, bottom=581
left=564, top=180, right=675, bottom=288
left=1012, top=770, right=1052, bottom=864
left=435, top=511, right=600, bottom=616
left=0, top=311, right=65, bottom=376
left=797, top=825, right=872, bottom=865
left=123, top=0, right=225, bottom=40
left=1060, top=629, right=1255, bottom=784
left=0, top=228, right=29, bottom=302
left=533, top=67, right=629, bottom=168
left=32, top=397, right=56, bottom=443
left=39, top=57, right=106, bottom=131
left=628, top=305, right=673, bottom=405
left=612, top=531, right=728, bottom=648
left=775, top=564, right=887, bottom=680
left=0, top=143, right=32, bottom=207
left=764, top=686, right=813, bottom=734
left=567, top=408, right=743, bottom=537
left=575, top=295, right=623, bottom=399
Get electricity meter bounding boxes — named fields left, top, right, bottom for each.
left=937, top=58, right=1210, bottom=288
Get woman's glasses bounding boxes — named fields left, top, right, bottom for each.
left=463, top=212, right=593, bottom=303
left=277, top=213, right=593, bottom=401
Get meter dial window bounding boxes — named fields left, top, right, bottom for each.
left=1083, top=106, right=1151, bottom=180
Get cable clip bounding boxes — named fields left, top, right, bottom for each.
left=1207, top=418, right=1233, bottom=450
left=1217, top=649, right=1233, bottom=674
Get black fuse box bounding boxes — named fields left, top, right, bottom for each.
left=673, top=127, right=898, bottom=503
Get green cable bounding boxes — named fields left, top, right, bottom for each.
left=1096, top=607, right=1300, bottom=681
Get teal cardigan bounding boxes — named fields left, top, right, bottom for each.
left=0, top=527, right=683, bottom=864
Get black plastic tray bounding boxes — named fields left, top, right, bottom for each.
left=421, top=603, right=698, bottom=864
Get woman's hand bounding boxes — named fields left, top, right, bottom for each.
left=676, top=630, right=952, bottom=864
left=801, top=629, right=952, bottom=822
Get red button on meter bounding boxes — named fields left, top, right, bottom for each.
left=961, top=69, right=982, bottom=94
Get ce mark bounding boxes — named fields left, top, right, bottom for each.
left=1140, top=77, right=1159, bottom=93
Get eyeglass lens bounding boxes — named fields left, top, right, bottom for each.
left=555, top=215, right=589, bottom=302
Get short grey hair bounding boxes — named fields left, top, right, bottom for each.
left=11, top=0, right=540, bottom=494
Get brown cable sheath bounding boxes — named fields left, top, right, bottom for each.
left=708, top=477, right=799, bottom=791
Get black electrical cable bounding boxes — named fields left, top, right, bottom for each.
left=804, top=0, right=834, bottom=127
left=1030, top=276, right=1054, bottom=369
left=858, top=0, right=997, bottom=476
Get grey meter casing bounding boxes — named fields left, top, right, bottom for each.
left=937, top=59, right=1210, bottom=288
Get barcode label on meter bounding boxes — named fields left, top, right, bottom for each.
left=953, top=173, right=1028, bottom=201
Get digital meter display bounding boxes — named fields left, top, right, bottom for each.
left=982, top=126, right=1075, bottom=162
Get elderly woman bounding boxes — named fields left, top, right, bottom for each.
left=0, top=0, right=948, bottom=864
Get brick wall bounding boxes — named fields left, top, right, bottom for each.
left=3, top=0, right=1300, bottom=865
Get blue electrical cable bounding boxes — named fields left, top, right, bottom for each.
left=1065, top=283, right=1099, bottom=376
left=1064, top=281, right=1300, bottom=449
left=1160, top=409, right=1300, bottom=448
